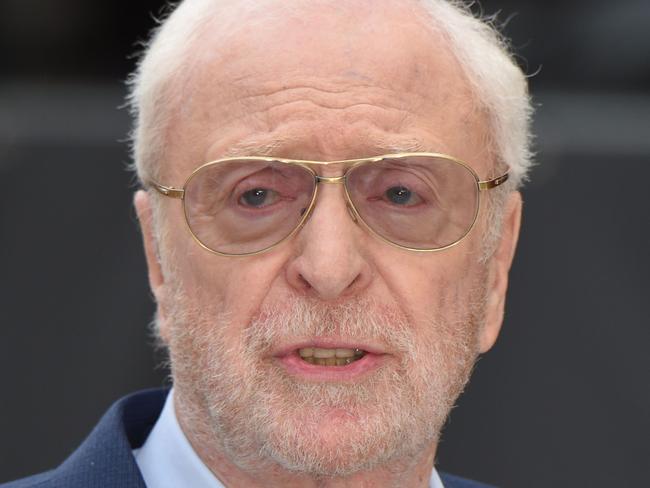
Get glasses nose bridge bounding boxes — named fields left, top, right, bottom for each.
left=312, top=173, right=354, bottom=209
left=307, top=173, right=358, bottom=225
left=315, top=174, right=347, bottom=185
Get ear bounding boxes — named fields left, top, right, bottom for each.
left=479, top=191, right=522, bottom=353
left=134, top=190, right=169, bottom=342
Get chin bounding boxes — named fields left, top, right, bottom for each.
left=263, top=418, right=404, bottom=477
left=168, top=293, right=481, bottom=478
left=246, top=380, right=435, bottom=477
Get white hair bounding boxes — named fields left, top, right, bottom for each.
left=127, top=0, right=533, bottom=187
left=127, top=0, right=533, bottom=261
left=421, top=0, right=534, bottom=187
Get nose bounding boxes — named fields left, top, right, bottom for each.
left=285, top=184, right=372, bottom=300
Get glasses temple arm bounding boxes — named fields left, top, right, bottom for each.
left=478, top=172, right=509, bottom=191
left=147, top=181, right=185, bottom=199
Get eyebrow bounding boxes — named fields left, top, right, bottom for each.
left=219, top=135, right=446, bottom=160
left=374, top=138, right=427, bottom=154
left=221, top=139, right=290, bottom=158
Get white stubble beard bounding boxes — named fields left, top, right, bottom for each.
left=165, top=287, right=485, bottom=479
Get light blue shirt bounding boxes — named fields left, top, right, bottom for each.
left=134, top=390, right=445, bottom=488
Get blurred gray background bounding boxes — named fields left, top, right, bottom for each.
left=1, top=1, right=649, bottom=486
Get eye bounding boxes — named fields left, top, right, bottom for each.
left=239, top=188, right=279, bottom=208
left=384, top=185, right=422, bottom=206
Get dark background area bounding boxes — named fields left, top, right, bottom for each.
left=1, top=1, right=649, bottom=487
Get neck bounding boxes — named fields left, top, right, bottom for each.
left=174, top=394, right=438, bottom=488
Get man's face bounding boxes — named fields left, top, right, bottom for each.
left=137, top=1, right=520, bottom=478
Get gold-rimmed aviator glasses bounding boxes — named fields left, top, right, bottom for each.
left=147, top=153, right=509, bottom=256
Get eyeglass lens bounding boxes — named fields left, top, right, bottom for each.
left=183, top=156, right=479, bottom=255
left=346, top=155, right=478, bottom=250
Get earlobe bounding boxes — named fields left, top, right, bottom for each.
left=479, top=191, right=522, bottom=353
left=134, top=190, right=169, bottom=340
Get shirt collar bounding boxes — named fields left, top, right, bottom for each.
left=134, top=388, right=223, bottom=488
left=134, top=389, right=445, bottom=488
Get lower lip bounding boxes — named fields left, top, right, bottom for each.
left=277, top=352, right=386, bottom=381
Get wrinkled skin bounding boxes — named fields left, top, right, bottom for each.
left=135, top=1, right=522, bottom=487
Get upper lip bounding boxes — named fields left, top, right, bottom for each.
left=272, top=338, right=388, bottom=358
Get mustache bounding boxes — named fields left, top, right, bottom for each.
left=243, top=296, right=417, bottom=354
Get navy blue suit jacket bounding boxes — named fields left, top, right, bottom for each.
left=1, top=389, right=495, bottom=487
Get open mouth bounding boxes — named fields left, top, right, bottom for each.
left=298, top=347, right=366, bottom=366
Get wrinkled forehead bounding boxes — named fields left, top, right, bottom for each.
left=163, top=0, right=486, bottom=178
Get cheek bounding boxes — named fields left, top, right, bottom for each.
left=382, top=248, right=470, bottom=306
left=380, top=247, right=485, bottom=326
left=174, top=248, right=292, bottom=332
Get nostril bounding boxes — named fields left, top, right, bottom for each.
left=298, top=274, right=312, bottom=290
left=349, top=274, right=360, bottom=288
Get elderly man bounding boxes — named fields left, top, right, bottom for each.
left=3, top=0, right=532, bottom=487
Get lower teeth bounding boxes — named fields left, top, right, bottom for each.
left=303, top=355, right=364, bottom=366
